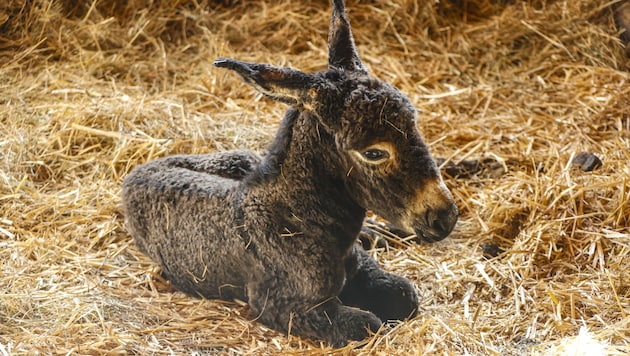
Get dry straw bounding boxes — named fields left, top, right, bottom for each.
left=1, top=0, right=628, bottom=354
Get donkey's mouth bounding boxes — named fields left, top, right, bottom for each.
left=414, top=228, right=450, bottom=243
left=406, top=204, right=459, bottom=243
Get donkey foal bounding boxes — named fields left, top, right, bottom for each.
left=122, top=0, right=458, bottom=347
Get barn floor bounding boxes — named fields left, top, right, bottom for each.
left=1, top=0, right=629, bottom=354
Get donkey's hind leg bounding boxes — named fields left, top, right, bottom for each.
left=339, top=245, right=418, bottom=322
left=122, top=152, right=255, bottom=299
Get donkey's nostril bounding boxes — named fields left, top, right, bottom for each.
left=426, top=205, right=458, bottom=240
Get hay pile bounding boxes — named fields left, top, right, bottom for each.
left=1, top=0, right=628, bottom=354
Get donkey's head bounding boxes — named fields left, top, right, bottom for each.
left=214, top=0, right=457, bottom=242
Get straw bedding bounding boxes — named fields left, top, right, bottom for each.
left=1, top=0, right=628, bottom=354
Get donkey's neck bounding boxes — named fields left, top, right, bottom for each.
left=252, top=108, right=365, bottom=246
left=256, top=108, right=343, bottom=187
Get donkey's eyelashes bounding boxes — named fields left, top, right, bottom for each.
left=363, top=149, right=389, bottom=162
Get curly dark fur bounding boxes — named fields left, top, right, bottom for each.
left=122, top=0, right=458, bottom=347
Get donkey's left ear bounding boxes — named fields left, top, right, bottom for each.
left=214, top=58, right=324, bottom=107
left=328, top=0, right=367, bottom=73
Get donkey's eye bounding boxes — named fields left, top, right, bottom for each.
left=363, top=149, right=390, bottom=162
left=351, top=142, right=395, bottom=165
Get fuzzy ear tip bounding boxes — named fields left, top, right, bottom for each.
left=213, top=58, right=233, bottom=68
left=332, top=0, right=346, bottom=15
left=333, top=0, right=345, bottom=10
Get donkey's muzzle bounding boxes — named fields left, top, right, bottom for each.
left=402, top=177, right=459, bottom=243
left=421, top=203, right=458, bottom=242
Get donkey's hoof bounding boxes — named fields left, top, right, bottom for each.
left=330, top=308, right=382, bottom=348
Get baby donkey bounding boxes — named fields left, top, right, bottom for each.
left=122, top=0, right=458, bottom=347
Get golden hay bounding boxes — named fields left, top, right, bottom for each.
left=1, top=0, right=628, bottom=354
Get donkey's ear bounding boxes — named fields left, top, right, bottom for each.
left=214, top=58, right=322, bottom=106
left=328, top=0, right=367, bottom=73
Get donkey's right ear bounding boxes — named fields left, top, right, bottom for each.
left=214, top=58, right=323, bottom=107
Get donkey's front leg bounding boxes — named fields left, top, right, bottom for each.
left=247, top=280, right=382, bottom=347
left=339, top=245, right=418, bottom=322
